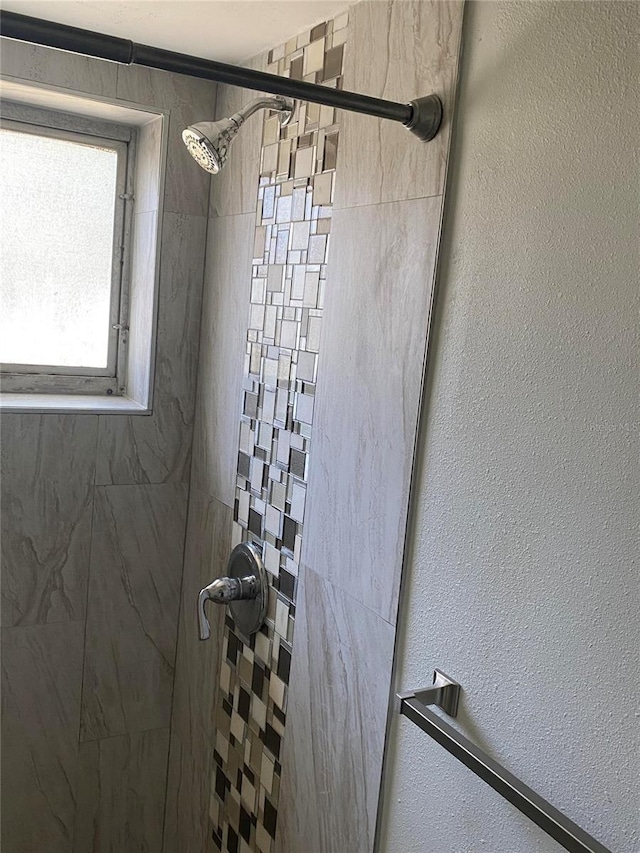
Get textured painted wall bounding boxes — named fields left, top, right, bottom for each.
left=380, top=2, right=639, bottom=852
left=0, top=41, right=216, bottom=853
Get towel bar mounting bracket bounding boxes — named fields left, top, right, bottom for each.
left=397, top=669, right=461, bottom=718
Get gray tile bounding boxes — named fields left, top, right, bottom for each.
left=116, top=64, right=217, bottom=216
left=163, top=491, right=231, bottom=853
left=0, top=40, right=117, bottom=96
left=167, top=490, right=230, bottom=747
left=80, top=484, right=187, bottom=740
left=163, top=735, right=207, bottom=853
left=125, top=209, right=160, bottom=406
left=191, top=213, right=254, bottom=508
left=1, top=621, right=84, bottom=853
left=73, top=728, right=169, bottom=853
left=301, top=197, right=442, bottom=624
left=276, top=567, right=395, bottom=853
left=96, top=213, right=207, bottom=485
left=334, top=0, right=464, bottom=209
left=164, top=110, right=213, bottom=217
left=209, top=53, right=267, bottom=218
left=116, top=64, right=216, bottom=113
left=134, top=115, right=165, bottom=215
left=1, top=414, right=97, bottom=627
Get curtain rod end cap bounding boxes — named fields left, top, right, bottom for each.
left=405, top=94, right=443, bottom=142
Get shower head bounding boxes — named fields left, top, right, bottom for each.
left=182, top=95, right=294, bottom=174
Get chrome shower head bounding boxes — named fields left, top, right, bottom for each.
left=182, top=117, right=238, bottom=174
left=182, top=96, right=294, bottom=174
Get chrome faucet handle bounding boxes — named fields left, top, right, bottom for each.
left=198, top=575, right=258, bottom=640
left=198, top=542, right=269, bottom=640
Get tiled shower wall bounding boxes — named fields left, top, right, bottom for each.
left=164, top=15, right=348, bottom=853
left=168, top=2, right=463, bottom=852
left=0, top=41, right=216, bottom=853
left=211, top=18, right=347, bottom=853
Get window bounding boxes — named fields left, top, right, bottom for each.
left=0, top=106, right=134, bottom=396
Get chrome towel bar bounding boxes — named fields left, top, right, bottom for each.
left=397, top=673, right=612, bottom=853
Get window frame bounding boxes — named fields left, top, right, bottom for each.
left=0, top=103, right=136, bottom=396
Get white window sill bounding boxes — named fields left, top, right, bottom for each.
left=0, top=393, right=151, bottom=415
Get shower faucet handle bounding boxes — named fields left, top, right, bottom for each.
left=198, top=575, right=258, bottom=640
left=197, top=542, right=269, bottom=641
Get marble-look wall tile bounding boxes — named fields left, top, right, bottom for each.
left=163, top=490, right=231, bottom=853
left=191, top=213, right=254, bottom=508
left=124, top=209, right=160, bottom=407
left=1, top=621, right=84, bottom=853
left=209, top=53, right=267, bottom=218
left=302, top=197, right=442, bottom=624
left=134, top=115, right=165, bottom=216
left=335, top=0, right=463, bottom=209
left=116, top=65, right=217, bottom=217
left=276, top=566, right=395, bottom=853
left=0, top=40, right=118, bottom=97
left=1, top=414, right=97, bottom=627
left=80, top=484, right=187, bottom=741
left=163, top=110, right=213, bottom=217
left=73, top=728, right=170, bottom=853
left=1, top=41, right=213, bottom=853
left=96, top=213, right=207, bottom=484
left=116, top=64, right=215, bottom=113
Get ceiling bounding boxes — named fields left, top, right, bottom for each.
left=1, top=0, right=351, bottom=63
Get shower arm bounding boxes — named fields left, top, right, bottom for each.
left=224, top=97, right=295, bottom=135
left=0, top=10, right=443, bottom=142
left=233, top=97, right=292, bottom=125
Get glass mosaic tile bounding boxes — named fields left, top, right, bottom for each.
left=310, top=22, right=327, bottom=42
left=313, top=171, right=333, bottom=205
left=264, top=306, right=277, bottom=339
left=262, top=186, right=276, bottom=219
left=307, top=234, right=327, bottom=264
left=263, top=116, right=280, bottom=147
left=277, top=139, right=291, bottom=178
left=275, top=195, right=292, bottom=224
left=323, top=132, right=339, bottom=171
left=294, top=393, right=314, bottom=425
left=296, top=29, right=310, bottom=50
left=262, top=143, right=278, bottom=175
left=333, top=26, right=348, bottom=48
left=306, top=316, right=322, bottom=352
left=322, top=44, right=344, bottom=81
left=290, top=220, right=310, bottom=251
left=296, top=350, right=315, bottom=382
left=289, top=55, right=303, bottom=81
left=293, top=146, right=314, bottom=179
left=212, top=13, right=346, bottom=852
left=304, top=38, right=325, bottom=76
left=266, top=266, right=283, bottom=292
left=274, top=228, right=289, bottom=264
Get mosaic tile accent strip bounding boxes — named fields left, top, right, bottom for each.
left=208, top=14, right=347, bottom=853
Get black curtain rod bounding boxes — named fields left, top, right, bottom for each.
left=0, top=10, right=443, bottom=142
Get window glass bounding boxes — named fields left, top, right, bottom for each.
left=0, top=127, right=119, bottom=368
